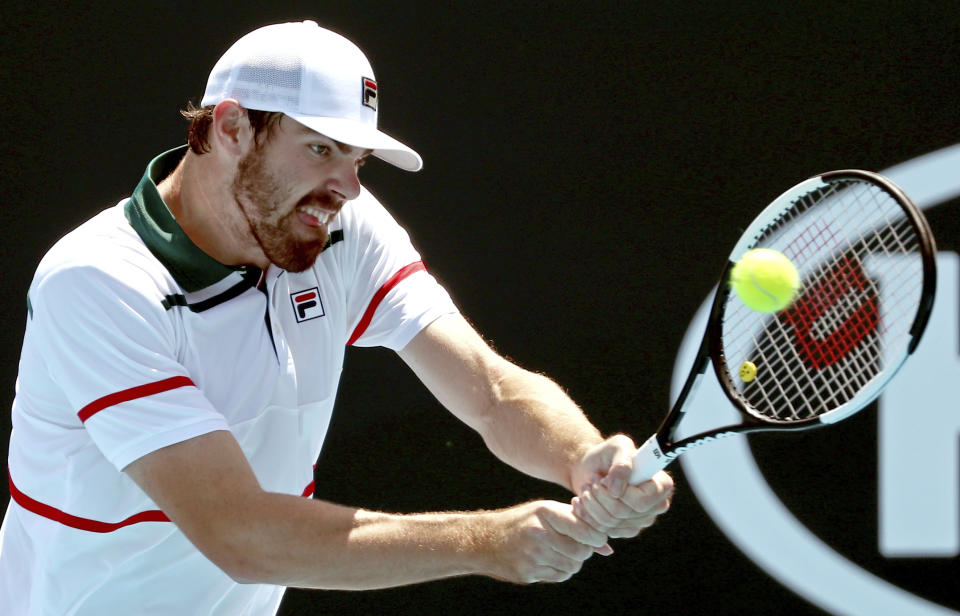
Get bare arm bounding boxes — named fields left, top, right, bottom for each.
left=398, top=313, right=605, bottom=493
left=125, top=315, right=668, bottom=588
left=399, top=313, right=674, bottom=537
left=124, top=429, right=609, bottom=589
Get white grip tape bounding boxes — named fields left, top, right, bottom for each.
left=629, top=434, right=670, bottom=484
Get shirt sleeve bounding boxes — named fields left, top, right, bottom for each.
left=339, top=190, right=458, bottom=350
left=28, top=259, right=229, bottom=471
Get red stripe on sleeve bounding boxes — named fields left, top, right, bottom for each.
left=302, top=463, right=316, bottom=498
left=8, top=472, right=170, bottom=533
left=347, top=261, right=426, bottom=346
left=8, top=470, right=317, bottom=533
left=77, top=375, right=195, bottom=423
left=301, top=479, right=316, bottom=498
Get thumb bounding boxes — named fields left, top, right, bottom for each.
left=600, top=436, right=636, bottom=497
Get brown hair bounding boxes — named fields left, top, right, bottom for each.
left=180, top=102, right=284, bottom=154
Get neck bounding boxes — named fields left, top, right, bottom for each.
left=157, top=150, right=268, bottom=269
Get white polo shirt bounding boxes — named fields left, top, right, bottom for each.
left=0, top=146, right=457, bottom=615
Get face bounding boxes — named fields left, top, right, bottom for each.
left=231, top=117, right=368, bottom=272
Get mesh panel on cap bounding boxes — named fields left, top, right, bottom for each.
left=231, top=53, right=302, bottom=110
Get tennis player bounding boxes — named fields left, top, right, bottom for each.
left=0, top=21, right=672, bottom=614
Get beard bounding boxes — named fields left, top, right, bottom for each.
left=231, top=147, right=337, bottom=273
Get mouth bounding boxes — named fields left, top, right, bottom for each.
left=296, top=204, right=336, bottom=228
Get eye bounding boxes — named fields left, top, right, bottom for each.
left=309, top=144, right=330, bottom=156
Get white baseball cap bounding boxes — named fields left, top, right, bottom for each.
left=201, top=20, right=422, bottom=171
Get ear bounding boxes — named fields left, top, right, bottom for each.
left=210, top=99, right=253, bottom=158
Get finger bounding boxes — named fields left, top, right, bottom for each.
left=570, top=496, right=606, bottom=533
left=523, top=531, right=594, bottom=579
left=573, top=491, right=638, bottom=526
left=620, top=471, right=675, bottom=513
left=599, top=435, right=636, bottom=498
left=576, top=486, right=618, bottom=531
left=544, top=532, right=595, bottom=564
left=594, top=542, right=614, bottom=556
left=541, top=530, right=613, bottom=566
left=569, top=497, right=618, bottom=551
left=524, top=564, right=576, bottom=584
left=578, top=484, right=665, bottom=539
left=583, top=481, right=640, bottom=522
left=540, top=502, right=610, bottom=550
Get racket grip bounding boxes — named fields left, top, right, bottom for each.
left=629, top=434, right=670, bottom=484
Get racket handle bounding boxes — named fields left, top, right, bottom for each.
left=629, top=434, right=670, bottom=484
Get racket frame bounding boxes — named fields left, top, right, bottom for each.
left=632, top=170, right=937, bottom=481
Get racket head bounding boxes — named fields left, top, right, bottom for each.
left=708, top=170, right=936, bottom=430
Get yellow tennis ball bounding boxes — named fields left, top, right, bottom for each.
left=739, top=360, right=757, bottom=382
left=730, top=248, right=800, bottom=313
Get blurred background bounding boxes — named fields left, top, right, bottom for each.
left=2, top=2, right=958, bottom=614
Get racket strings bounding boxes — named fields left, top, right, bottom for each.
left=721, top=179, right=924, bottom=423
left=744, top=305, right=882, bottom=421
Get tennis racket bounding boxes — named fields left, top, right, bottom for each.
left=630, top=169, right=937, bottom=483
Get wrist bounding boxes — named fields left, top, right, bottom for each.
left=462, top=509, right=506, bottom=578
left=350, top=508, right=502, bottom=582
left=567, top=434, right=606, bottom=493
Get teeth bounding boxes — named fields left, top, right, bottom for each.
left=298, top=205, right=331, bottom=224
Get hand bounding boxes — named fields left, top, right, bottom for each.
left=481, top=500, right=613, bottom=584
left=572, top=472, right=673, bottom=538
left=570, top=435, right=674, bottom=538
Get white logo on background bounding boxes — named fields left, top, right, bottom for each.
left=878, top=270, right=960, bottom=557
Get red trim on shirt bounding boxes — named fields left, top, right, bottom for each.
left=301, top=479, right=316, bottom=498
left=347, top=260, right=426, bottom=346
left=77, top=376, right=196, bottom=423
left=8, top=472, right=318, bottom=532
left=302, top=463, right=317, bottom=498
left=8, top=472, right=170, bottom=533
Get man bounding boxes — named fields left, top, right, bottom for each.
left=0, top=20, right=672, bottom=614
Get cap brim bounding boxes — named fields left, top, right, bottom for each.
left=289, top=115, right=422, bottom=172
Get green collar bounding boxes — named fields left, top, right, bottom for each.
left=124, top=146, right=238, bottom=292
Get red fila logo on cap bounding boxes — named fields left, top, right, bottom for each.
left=362, top=77, right=378, bottom=111
left=290, top=287, right=325, bottom=323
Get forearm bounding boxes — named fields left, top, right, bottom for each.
left=399, top=314, right=605, bottom=493
left=127, top=430, right=608, bottom=589
left=477, top=362, right=604, bottom=492
left=220, top=492, right=490, bottom=589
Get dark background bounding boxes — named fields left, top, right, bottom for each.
left=2, top=2, right=958, bottom=614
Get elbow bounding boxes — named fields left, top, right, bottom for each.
left=208, top=543, right=269, bottom=585
left=226, top=571, right=257, bottom=585
left=188, top=521, right=276, bottom=585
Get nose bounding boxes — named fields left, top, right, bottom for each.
left=326, top=158, right=362, bottom=202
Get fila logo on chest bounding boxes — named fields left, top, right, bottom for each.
left=290, top=287, right=325, bottom=322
